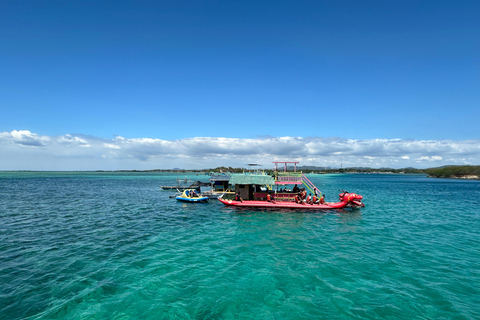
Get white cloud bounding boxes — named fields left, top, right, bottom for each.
left=416, top=155, right=443, bottom=162
left=103, top=143, right=121, bottom=149
left=1, top=130, right=479, bottom=170
left=1, top=130, right=50, bottom=146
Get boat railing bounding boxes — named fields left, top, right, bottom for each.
left=274, top=193, right=296, bottom=202
left=274, top=172, right=322, bottom=197
left=301, top=173, right=321, bottom=196
left=275, top=172, right=302, bottom=184
left=255, top=192, right=295, bottom=202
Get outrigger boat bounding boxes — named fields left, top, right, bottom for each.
left=219, top=190, right=364, bottom=209
left=218, top=161, right=364, bottom=210
left=201, top=174, right=235, bottom=199
left=161, top=177, right=210, bottom=191
left=176, top=189, right=209, bottom=203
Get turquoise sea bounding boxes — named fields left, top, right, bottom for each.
left=1, top=172, right=479, bottom=319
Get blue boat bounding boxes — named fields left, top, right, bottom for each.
left=176, top=189, right=209, bottom=203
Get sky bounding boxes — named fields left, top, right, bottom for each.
left=1, top=0, right=479, bottom=170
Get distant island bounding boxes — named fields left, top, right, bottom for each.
left=424, top=165, right=480, bottom=180
left=115, top=165, right=480, bottom=180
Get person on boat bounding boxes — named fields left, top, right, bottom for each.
left=300, top=190, right=307, bottom=203
left=190, top=190, right=198, bottom=197
left=295, top=193, right=304, bottom=204
left=312, top=194, right=318, bottom=204
left=266, top=193, right=272, bottom=202
left=307, top=193, right=312, bottom=204
left=294, top=193, right=300, bottom=204
left=235, top=192, right=243, bottom=202
left=319, top=194, right=325, bottom=204
left=292, top=185, right=300, bottom=193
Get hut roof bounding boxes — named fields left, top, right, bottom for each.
left=209, top=175, right=231, bottom=182
left=229, top=174, right=274, bottom=185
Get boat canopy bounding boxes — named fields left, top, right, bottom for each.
left=190, top=180, right=211, bottom=187
left=209, top=175, right=231, bottom=182
left=229, top=174, right=275, bottom=185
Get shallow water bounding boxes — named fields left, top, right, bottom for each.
left=1, top=172, right=479, bottom=319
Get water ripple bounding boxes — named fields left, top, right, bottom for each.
left=1, top=173, right=479, bottom=319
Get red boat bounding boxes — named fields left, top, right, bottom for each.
left=218, top=161, right=364, bottom=210
left=219, top=191, right=364, bottom=210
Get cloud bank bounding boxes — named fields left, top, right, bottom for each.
left=1, top=130, right=479, bottom=170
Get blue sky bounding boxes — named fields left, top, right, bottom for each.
left=1, top=1, right=479, bottom=170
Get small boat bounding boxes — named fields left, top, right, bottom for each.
left=176, top=189, right=209, bottom=203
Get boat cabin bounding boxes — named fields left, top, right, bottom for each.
left=209, top=174, right=231, bottom=192
left=229, top=174, right=275, bottom=201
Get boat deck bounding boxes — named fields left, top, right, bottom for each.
left=218, top=199, right=348, bottom=209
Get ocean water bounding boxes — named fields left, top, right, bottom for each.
left=1, top=172, right=479, bottom=320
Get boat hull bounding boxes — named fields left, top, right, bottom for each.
left=176, top=196, right=209, bottom=203
left=201, top=191, right=235, bottom=199
left=162, top=186, right=200, bottom=191
left=218, top=199, right=351, bottom=209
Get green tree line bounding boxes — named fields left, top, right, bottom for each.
left=140, top=165, right=480, bottom=178
left=424, top=165, right=480, bottom=178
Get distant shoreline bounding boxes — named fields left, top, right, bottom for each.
left=428, top=174, right=480, bottom=180
left=3, top=165, right=480, bottom=180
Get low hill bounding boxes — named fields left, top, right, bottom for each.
left=425, top=165, right=480, bottom=180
